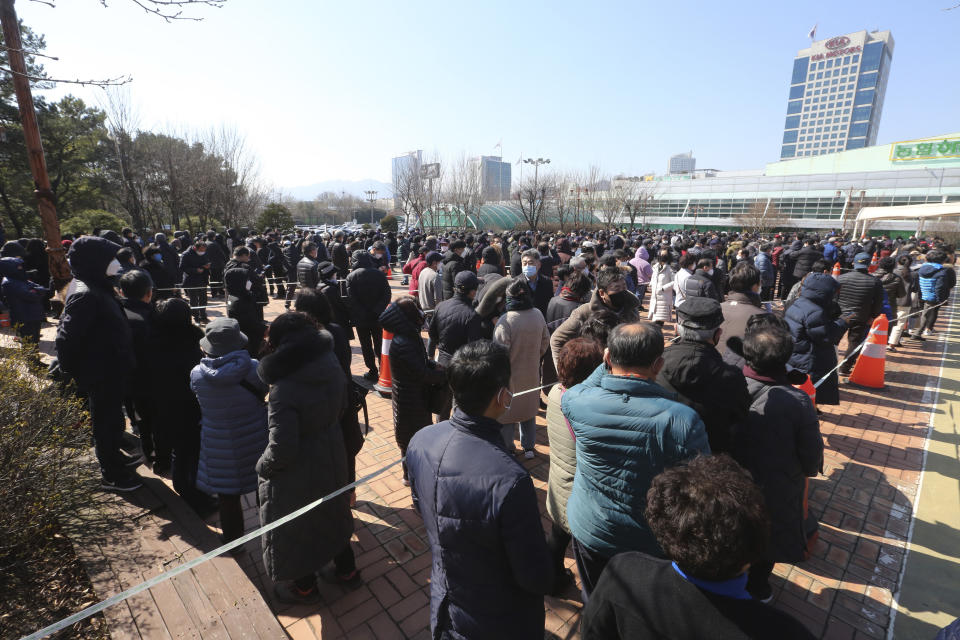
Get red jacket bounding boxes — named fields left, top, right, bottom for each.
left=404, top=255, right=425, bottom=293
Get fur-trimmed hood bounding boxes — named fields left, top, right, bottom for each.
left=257, top=328, right=333, bottom=385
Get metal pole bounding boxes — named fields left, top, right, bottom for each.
left=0, top=0, right=70, bottom=285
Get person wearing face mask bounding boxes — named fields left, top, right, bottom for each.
left=56, top=236, right=140, bottom=491
left=520, top=248, right=553, bottom=317
left=719, top=262, right=768, bottom=365
left=179, top=240, right=211, bottom=324
left=140, top=244, right=176, bottom=300
left=550, top=267, right=639, bottom=365
left=440, top=239, right=468, bottom=301
left=405, top=339, right=554, bottom=640
left=656, top=298, right=750, bottom=455
left=681, top=257, right=721, bottom=303
left=562, top=322, right=710, bottom=601
left=225, top=267, right=266, bottom=357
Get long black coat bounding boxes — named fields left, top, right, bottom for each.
left=179, top=248, right=210, bottom=287
left=428, top=293, right=484, bottom=359
left=225, top=268, right=266, bottom=357
left=346, top=255, right=391, bottom=327
left=657, top=339, right=750, bottom=454
left=732, top=371, right=822, bottom=563
left=440, top=250, right=467, bottom=301
left=320, top=280, right=354, bottom=340
left=379, top=303, right=445, bottom=453
left=256, top=329, right=352, bottom=581
left=784, top=273, right=847, bottom=405
left=150, top=322, right=203, bottom=453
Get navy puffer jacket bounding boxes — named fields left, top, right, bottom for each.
left=406, top=409, right=554, bottom=639
left=190, top=349, right=268, bottom=495
left=784, top=273, right=847, bottom=404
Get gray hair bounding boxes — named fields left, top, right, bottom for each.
left=678, top=324, right=719, bottom=343
left=570, top=256, right=587, bottom=270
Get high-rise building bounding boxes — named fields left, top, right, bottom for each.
left=391, top=150, right=422, bottom=207
left=669, top=151, right=696, bottom=174
left=472, top=156, right=512, bottom=201
left=781, top=30, right=894, bottom=160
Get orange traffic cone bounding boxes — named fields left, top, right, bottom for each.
left=386, top=265, right=393, bottom=280
left=868, top=253, right=879, bottom=274
left=848, top=315, right=888, bottom=389
left=794, top=374, right=817, bottom=407
left=832, top=262, right=842, bottom=280
left=374, top=329, right=393, bottom=397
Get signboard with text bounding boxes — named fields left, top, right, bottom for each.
left=890, top=138, right=960, bottom=162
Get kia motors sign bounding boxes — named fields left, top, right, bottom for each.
left=825, top=36, right=851, bottom=50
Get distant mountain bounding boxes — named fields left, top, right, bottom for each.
left=283, top=179, right=393, bottom=201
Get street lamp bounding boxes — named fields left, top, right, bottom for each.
left=363, top=190, right=377, bottom=226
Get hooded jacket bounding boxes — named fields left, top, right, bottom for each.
left=379, top=302, right=445, bottom=452
left=440, top=250, right=467, bottom=301
left=0, top=257, right=47, bottom=324
left=918, top=262, right=953, bottom=303
left=56, top=237, right=135, bottom=389
left=784, top=273, right=846, bottom=405
left=256, top=329, right=352, bottom=581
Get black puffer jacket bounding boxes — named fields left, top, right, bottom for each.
left=296, top=255, right=320, bottom=290
left=440, top=250, right=467, bottom=301
left=346, top=252, right=391, bottom=327
left=681, top=271, right=719, bottom=302
left=319, top=279, right=354, bottom=340
left=331, top=241, right=350, bottom=278
left=379, top=302, right=445, bottom=454
left=428, top=293, right=485, bottom=360
left=874, top=267, right=906, bottom=318
left=837, top=269, right=883, bottom=323
left=204, top=240, right=227, bottom=271
left=282, top=242, right=301, bottom=283
left=656, top=339, right=750, bottom=454
left=792, top=246, right=821, bottom=280
left=56, top=237, right=135, bottom=390
left=179, top=247, right=210, bottom=287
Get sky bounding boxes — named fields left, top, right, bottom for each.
left=15, top=0, right=960, bottom=192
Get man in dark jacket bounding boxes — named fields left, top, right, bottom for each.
left=330, top=231, right=350, bottom=279
left=792, top=238, right=821, bottom=282
left=440, top=239, right=468, bottom=300
left=429, top=271, right=486, bottom=419
left=281, top=239, right=301, bottom=309
left=57, top=236, right=140, bottom=491
left=346, top=251, right=392, bottom=380
left=179, top=240, right=211, bottom=323
left=296, top=242, right=322, bottom=290
left=121, top=227, right=144, bottom=263
left=837, top=252, right=883, bottom=375
left=681, top=258, right=721, bottom=302
left=719, top=262, right=767, bottom=364
left=317, top=260, right=354, bottom=340
left=657, top=298, right=750, bottom=454
left=154, top=232, right=181, bottom=283
left=580, top=455, right=815, bottom=640
left=519, top=248, right=553, bottom=317
left=406, top=340, right=554, bottom=640
left=204, top=231, right=228, bottom=299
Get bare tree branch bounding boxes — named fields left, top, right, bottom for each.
left=0, top=44, right=58, bottom=60
left=98, top=0, right=227, bottom=22
left=0, top=65, right=130, bottom=86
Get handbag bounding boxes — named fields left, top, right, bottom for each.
left=424, top=380, right=448, bottom=415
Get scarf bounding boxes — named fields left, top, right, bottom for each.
left=560, top=286, right=580, bottom=302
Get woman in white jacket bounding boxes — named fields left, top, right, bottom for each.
left=647, top=250, right=675, bottom=325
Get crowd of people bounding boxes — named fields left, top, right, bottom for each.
left=1, top=221, right=956, bottom=638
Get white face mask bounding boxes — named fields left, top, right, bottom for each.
left=245, top=279, right=253, bottom=291
left=498, top=387, right=513, bottom=413
left=706, top=269, right=715, bottom=277
left=106, top=258, right=122, bottom=277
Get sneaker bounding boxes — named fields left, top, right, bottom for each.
left=402, top=478, right=411, bottom=487
left=908, top=333, right=926, bottom=342
left=101, top=475, right=143, bottom=492
left=335, top=569, right=364, bottom=590
left=524, top=450, right=535, bottom=460
left=923, top=330, right=935, bottom=337
left=363, top=370, right=379, bottom=382
left=273, top=582, right=322, bottom=605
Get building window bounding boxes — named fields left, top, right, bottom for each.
left=785, top=115, right=801, bottom=129
left=792, top=57, right=810, bottom=84
left=857, top=73, right=878, bottom=90
left=853, top=54, right=860, bottom=62
left=787, top=100, right=802, bottom=114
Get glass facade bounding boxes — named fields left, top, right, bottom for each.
left=781, top=31, right=893, bottom=160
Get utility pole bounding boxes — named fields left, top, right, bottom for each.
left=0, top=0, right=70, bottom=285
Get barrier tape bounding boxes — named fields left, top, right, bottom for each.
left=20, top=458, right=404, bottom=640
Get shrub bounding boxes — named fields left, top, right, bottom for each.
left=0, top=347, right=93, bottom=571
left=380, top=214, right=398, bottom=232
left=60, top=209, right=130, bottom=237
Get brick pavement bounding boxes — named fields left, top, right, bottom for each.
left=9, top=276, right=953, bottom=639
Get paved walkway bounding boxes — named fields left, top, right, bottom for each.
left=9, top=274, right=959, bottom=639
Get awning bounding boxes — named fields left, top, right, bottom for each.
left=853, top=202, right=960, bottom=237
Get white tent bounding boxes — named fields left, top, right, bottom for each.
left=853, top=202, right=960, bottom=238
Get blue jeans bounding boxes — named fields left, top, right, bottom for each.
left=501, top=417, right=536, bottom=451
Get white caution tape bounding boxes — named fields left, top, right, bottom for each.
left=20, top=458, right=403, bottom=640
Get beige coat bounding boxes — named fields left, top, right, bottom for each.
left=494, top=307, right=549, bottom=424
left=545, top=384, right=576, bottom=532
left=647, top=263, right=675, bottom=323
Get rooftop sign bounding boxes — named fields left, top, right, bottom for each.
left=891, top=138, right=960, bottom=162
